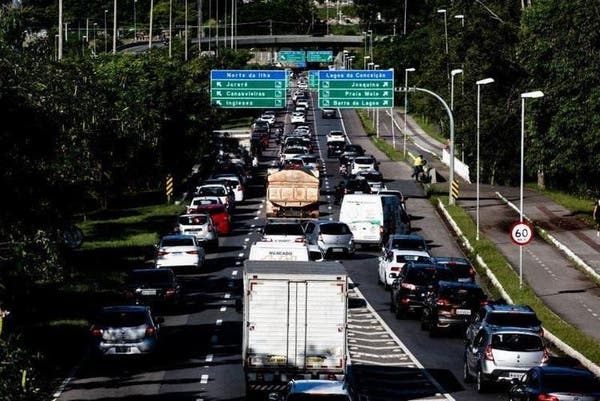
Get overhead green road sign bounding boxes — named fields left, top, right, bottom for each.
left=317, top=70, right=394, bottom=109
left=278, top=50, right=305, bottom=63
left=210, top=69, right=287, bottom=109
left=307, top=50, right=333, bottom=63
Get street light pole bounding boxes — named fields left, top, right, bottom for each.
left=519, top=90, right=544, bottom=287
left=454, top=14, right=465, bottom=27
left=450, top=69, right=463, bottom=111
left=475, top=77, right=494, bottom=241
left=112, top=0, right=117, bottom=55
left=133, top=0, right=137, bottom=40
left=104, top=9, right=108, bottom=53
left=58, top=0, right=63, bottom=60
left=368, top=29, right=373, bottom=61
left=363, top=55, right=370, bottom=70
left=184, top=0, right=189, bottom=60
left=404, top=67, right=415, bottom=156
left=149, top=0, right=154, bottom=49
left=437, top=9, right=448, bottom=55
left=168, top=0, right=172, bottom=58
left=403, top=0, right=407, bottom=35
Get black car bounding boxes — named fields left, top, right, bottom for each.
left=123, top=268, right=182, bottom=308
left=343, top=144, right=365, bottom=156
left=420, top=281, right=487, bottom=337
left=327, top=140, right=346, bottom=158
left=390, top=263, right=456, bottom=319
left=431, top=257, right=476, bottom=283
left=508, top=366, right=600, bottom=400
left=334, top=177, right=371, bottom=204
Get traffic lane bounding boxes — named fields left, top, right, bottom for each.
left=57, top=184, right=262, bottom=401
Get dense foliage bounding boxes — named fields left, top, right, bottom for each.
left=353, top=0, right=599, bottom=191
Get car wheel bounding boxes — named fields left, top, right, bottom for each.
left=463, top=359, right=473, bottom=383
left=476, top=369, right=488, bottom=393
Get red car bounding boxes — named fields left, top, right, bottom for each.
left=188, top=204, right=231, bottom=235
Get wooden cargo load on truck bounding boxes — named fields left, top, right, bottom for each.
left=266, top=169, right=320, bottom=218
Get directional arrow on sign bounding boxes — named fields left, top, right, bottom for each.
left=279, top=54, right=287, bottom=61
left=216, top=82, right=222, bottom=87
left=217, top=91, right=222, bottom=96
left=275, top=99, right=282, bottom=107
left=383, top=91, right=389, bottom=96
left=323, top=90, right=330, bottom=97
left=323, top=81, right=330, bottom=88
left=322, top=100, right=330, bottom=106
left=383, top=100, right=389, bottom=106
left=383, top=82, right=389, bottom=87
left=216, top=100, right=222, bottom=106
left=275, top=90, right=282, bottom=97
left=275, top=81, right=283, bottom=88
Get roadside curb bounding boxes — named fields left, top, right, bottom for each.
left=495, top=191, right=600, bottom=283
left=435, top=199, right=600, bottom=377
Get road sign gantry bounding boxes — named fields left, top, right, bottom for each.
left=318, top=69, right=394, bottom=109
left=210, top=70, right=287, bottom=109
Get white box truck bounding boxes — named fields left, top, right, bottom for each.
left=243, top=261, right=348, bottom=394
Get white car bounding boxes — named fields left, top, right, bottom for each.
left=261, top=221, right=306, bottom=243
left=281, top=146, right=309, bottom=160
left=260, top=111, right=276, bottom=125
left=297, top=81, right=308, bottom=89
left=176, top=213, right=219, bottom=249
left=327, top=130, right=345, bottom=143
left=378, top=249, right=432, bottom=289
left=291, top=111, right=306, bottom=124
left=296, top=98, right=309, bottom=109
left=356, top=169, right=386, bottom=192
left=292, top=90, right=305, bottom=102
left=187, top=196, right=223, bottom=213
left=211, top=175, right=244, bottom=202
left=350, top=155, right=379, bottom=174
left=155, top=234, right=206, bottom=269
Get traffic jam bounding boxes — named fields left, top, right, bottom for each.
left=79, top=71, right=600, bottom=401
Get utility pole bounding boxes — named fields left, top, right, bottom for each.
left=184, top=0, right=188, bottom=60
left=112, top=0, right=117, bottom=55
left=58, top=0, right=63, bottom=60
left=148, top=0, right=154, bottom=49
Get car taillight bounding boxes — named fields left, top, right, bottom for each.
left=165, top=288, right=176, bottom=298
left=186, top=250, right=199, bottom=254
left=380, top=226, right=384, bottom=233
left=436, top=298, right=450, bottom=306
left=401, top=282, right=416, bottom=291
left=541, top=347, right=550, bottom=364
left=469, top=268, right=475, bottom=276
left=484, top=345, right=494, bottom=361
left=237, top=185, right=243, bottom=191
left=480, top=299, right=489, bottom=305
left=295, top=238, right=305, bottom=243
left=145, top=327, right=155, bottom=336
left=91, top=328, right=103, bottom=337
left=390, top=266, right=400, bottom=272
left=537, top=395, right=559, bottom=401
left=157, top=250, right=169, bottom=256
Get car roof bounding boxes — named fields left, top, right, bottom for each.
left=389, top=249, right=430, bottom=257
left=432, top=256, right=471, bottom=265
left=288, top=380, right=348, bottom=395
left=437, top=280, right=481, bottom=289
left=533, top=366, right=596, bottom=377
left=483, top=303, right=536, bottom=313
left=390, top=234, right=426, bottom=241
left=179, top=213, right=210, bottom=218
left=131, top=268, right=173, bottom=274
left=161, top=234, right=196, bottom=241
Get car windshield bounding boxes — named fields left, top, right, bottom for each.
left=438, top=286, right=485, bottom=303
left=320, top=223, right=350, bottom=235
left=395, top=255, right=431, bottom=263
left=360, top=173, right=382, bottom=182
left=346, top=180, right=369, bottom=190
left=195, top=206, right=225, bottom=216
left=486, top=312, right=540, bottom=327
left=178, top=215, right=208, bottom=225
left=161, top=237, right=194, bottom=247
left=405, top=268, right=438, bottom=286
left=302, top=156, right=317, bottom=163
left=128, top=270, right=172, bottom=284
left=97, top=310, right=147, bottom=327
left=491, top=333, right=543, bottom=352
left=264, top=224, right=304, bottom=236
left=543, top=374, right=600, bottom=392
left=198, top=187, right=225, bottom=196
left=354, top=157, right=374, bottom=164
left=391, top=238, right=427, bottom=251
left=192, top=198, right=218, bottom=206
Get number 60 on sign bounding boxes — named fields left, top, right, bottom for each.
left=509, top=221, right=534, bottom=246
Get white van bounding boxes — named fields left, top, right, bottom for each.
left=249, top=241, right=324, bottom=261
left=339, top=194, right=397, bottom=247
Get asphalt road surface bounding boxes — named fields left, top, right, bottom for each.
left=56, top=88, right=513, bottom=401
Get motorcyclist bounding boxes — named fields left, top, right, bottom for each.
left=412, top=154, right=424, bottom=181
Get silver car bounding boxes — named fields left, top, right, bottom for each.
left=303, top=220, right=355, bottom=258
left=464, top=327, right=549, bottom=393
left=90, top=305, right=163, bottom=358
left=176, top=213, right=219, bottom=250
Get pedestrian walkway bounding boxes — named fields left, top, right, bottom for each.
left=375, top=108, right=600, bottom=345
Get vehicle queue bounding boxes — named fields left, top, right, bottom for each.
left=86, top=71, right=600, bottom=401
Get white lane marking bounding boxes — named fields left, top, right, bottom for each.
left=224, top=293, right=231, bottom=299
left=206, top=354, right=214, bottom=362
left=220, top=306, right=227, bottom=312
left=232, top=270, right=238, bottom=276
left=216, top=319, right=223, bottom=326
left=51, top=355, right=82, bottom=400
left=200, top=374, right=209, bottom=384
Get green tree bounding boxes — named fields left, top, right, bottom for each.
left=519, top=0, right=600, bottom=192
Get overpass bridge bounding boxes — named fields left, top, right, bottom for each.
left=121, top=34, right=365, bottom=53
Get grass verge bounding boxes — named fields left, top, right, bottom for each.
left=356, top=109, right=407, bottom=163
left=525, top=183, right=595, bottom=226
left=412, top=114, right=445, bottom=144
left=433, top=190, right=600, bottom=365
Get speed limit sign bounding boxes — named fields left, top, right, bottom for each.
left=510, top=221, right=534, bottom=246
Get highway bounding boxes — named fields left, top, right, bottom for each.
left=56, top=88, right=511, bottom=401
